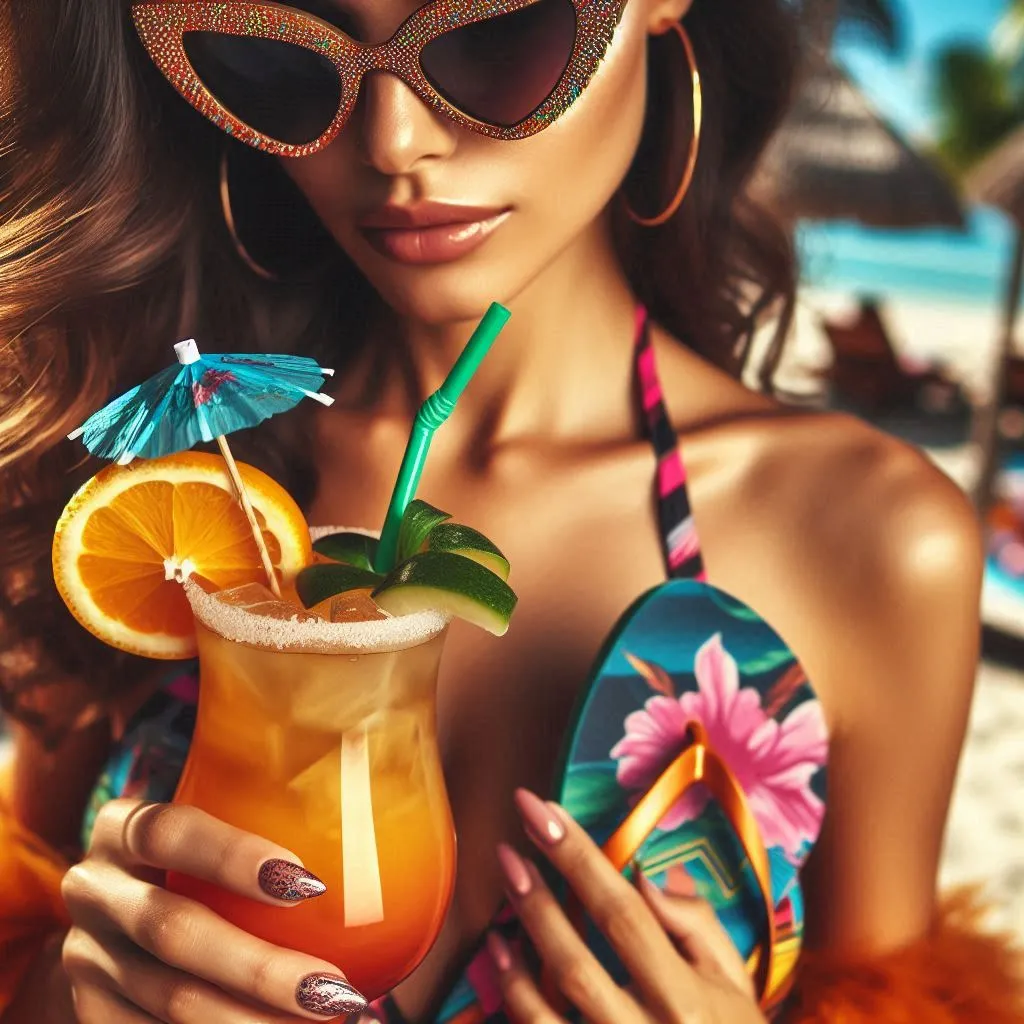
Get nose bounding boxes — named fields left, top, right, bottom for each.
left=356, top=72, right=456, bottom=175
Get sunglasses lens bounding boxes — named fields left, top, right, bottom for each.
left=182, top=32, right=342, bottom=146
left=420, top=0, right=577, bottom=128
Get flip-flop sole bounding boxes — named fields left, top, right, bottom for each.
left=548, top=579, right=829, bottom=1009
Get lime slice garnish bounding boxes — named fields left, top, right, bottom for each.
left=427, top=523, right=510, bottom=581
left=312, top=532, right=380, bottom=570
left=398, top=499, right=451, bottom=563
left=296, top=563, right=385, bottom=609
left=372, top=551, right=517, bottom=636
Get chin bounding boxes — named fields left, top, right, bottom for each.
left=370, top=272, right=516, bottom=326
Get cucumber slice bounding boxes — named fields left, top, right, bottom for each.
left=312, top=532, right=380, bottom=570
left=296, top=563, right=385, bottom=609
left=398, top=499, right=451, bottom=563
left=426, top=523, right=511, bottom=581
left=372, top=551, right=517, bottom=636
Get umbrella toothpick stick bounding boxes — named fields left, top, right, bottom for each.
left=214, top=435, right=283, bottom=598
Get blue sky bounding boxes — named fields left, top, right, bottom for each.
left=801, top=0, right=1019, bottom=303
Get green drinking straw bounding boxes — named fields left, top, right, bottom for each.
left=374, top=302, right=512, bottom=573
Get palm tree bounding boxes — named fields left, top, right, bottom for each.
left=934, top=45, right=1024, bottom=177
left=932, top=8, right=1024, bottom=511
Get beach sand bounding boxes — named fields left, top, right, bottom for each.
left=941, top=659, right=1024, bottom=932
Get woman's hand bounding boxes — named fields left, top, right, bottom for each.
left=60, top=798, right=367, bottom=1023
left=487, top=790, right=767, bottom=1024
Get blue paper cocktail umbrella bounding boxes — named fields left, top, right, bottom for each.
left=68, top=339, right=335, bottom=595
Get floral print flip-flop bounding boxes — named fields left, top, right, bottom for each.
left=547, top=578, right=829, bottom=1016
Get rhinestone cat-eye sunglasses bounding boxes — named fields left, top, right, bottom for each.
left=130, top=0, right=634, bottom=157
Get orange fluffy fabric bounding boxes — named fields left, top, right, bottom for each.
left=787, top=888, right=1024, bottom=1023
left=0, top=767, right=71, bottom=1013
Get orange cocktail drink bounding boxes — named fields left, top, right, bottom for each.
left=169, top=566, right=454, bottom=1001
left=51, top=306, right=515, bottom=1002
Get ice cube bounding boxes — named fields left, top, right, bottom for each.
left=212, top=583, right=319, bottom=623
left=316, top=589, right=389, bottom=623
left=245, top=601, right=322, bottom=624
left=330, top=591, right=388, bottom=623
left=214, top=582, right=279, bottom=607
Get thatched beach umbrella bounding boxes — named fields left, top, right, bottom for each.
left=965, top=126, right=1024, bottom=512
left=754, top=59, right=966, bottom=230
left=968, top=127, right=1024, bottom=222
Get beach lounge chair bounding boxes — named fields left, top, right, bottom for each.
left=818, top=297, right=969, bottom=418
left=811, top=298, right=973, bottom=450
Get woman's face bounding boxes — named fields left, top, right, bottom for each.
left=278, top=0, right=686, bottom=324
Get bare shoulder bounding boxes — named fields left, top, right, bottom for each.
left=737, top=409, right=982, bottom=586
left=651, top=322, right=982, bottom=595
left=652, top=324, right=983, bottom=726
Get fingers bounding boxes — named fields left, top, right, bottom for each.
left=61, top=866, right=365, bottom=1020
left=63, top=927, right=314, bottom=1024
left=635, top=870, right=755, bottom=998
left=496, top=845, right=643, bottom=1023
left=512, top=789, right=693, bottom=1018
left=71, top=984, right=162, bottom=1024
left=486, top=932, right=569, bottom=1024
left=88, top=800, right=326, bottom=907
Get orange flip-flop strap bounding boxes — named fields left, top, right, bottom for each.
left=548, top=723, right=778, bottom=1009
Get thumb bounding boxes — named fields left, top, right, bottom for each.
left=634, top=865, right=755, bottom=998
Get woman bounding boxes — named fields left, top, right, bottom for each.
left=0, top=0, right=1021, bottom=1022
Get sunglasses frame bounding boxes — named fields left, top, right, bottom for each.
left=131, top=0, right=630, bottom=157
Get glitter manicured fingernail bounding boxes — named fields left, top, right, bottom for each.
left=258, top=859, right=327, bottom=902
left=296, top=974, right=367, bottom=1016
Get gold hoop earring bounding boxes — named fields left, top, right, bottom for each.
left=624, top=22, right=703, bottom=228
left=219, top=145, right=280, bottom=282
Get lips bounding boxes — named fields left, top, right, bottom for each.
left=357, top=201, right=513, bottom=265
left=357, top=201, right=509, bottom=230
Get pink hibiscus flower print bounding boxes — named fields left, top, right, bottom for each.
left=610, top=633, right=828, bottom=862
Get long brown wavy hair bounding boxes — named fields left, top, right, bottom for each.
left=0, top=0, right=802, bottom=744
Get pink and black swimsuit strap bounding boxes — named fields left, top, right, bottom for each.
left=633, top=304, right=706, bottom=583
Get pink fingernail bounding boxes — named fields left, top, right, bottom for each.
left=487, top=930, right=513, bottom=972
left=497, top=843, right=533, bottom=897
left=514, top=789, right=566, bottom=846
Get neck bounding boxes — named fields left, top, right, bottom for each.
left=362, top=217, right=642, bottom=447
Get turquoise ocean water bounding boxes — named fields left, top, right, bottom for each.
left=797, top=207, right=1021, bottom=308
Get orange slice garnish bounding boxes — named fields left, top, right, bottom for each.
left=52, top=451, right=312, bottom=659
